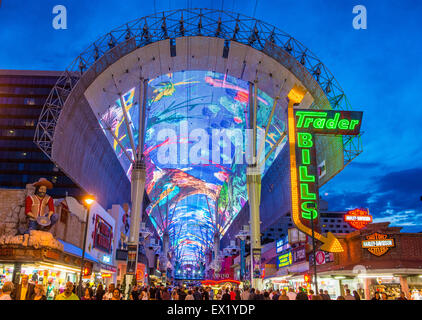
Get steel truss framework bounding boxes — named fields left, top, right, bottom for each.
left=34, top=8, right=362, bottom=177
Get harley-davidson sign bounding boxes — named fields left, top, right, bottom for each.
left=344, top=208, right=372, bottom=230
left=361, top=233, right=395, bottom=256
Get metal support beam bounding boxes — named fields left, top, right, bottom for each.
left=247, top=80, right=262, bottom=290
left=119, top=93, right=136, bottom=159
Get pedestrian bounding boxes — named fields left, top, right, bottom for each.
left=130, top=285, right=140, bottom=301
left=230, top=287, right=236, bottom=300
left=141, top=288, right=149, bottom=300
left=287, top=287, right=297, bottom=300
left=155, top=285, right=162, bottom=300
left=263, top=291, right=270, bottom=300
left=278, top=289, right=289, bottom=300
left=295, top=287, right=308, bottom=300
left=103, top=283, right=115, bottom=300
left=95, top=283, right=105, bottom=300
left=216, top=289, right=223, bottom=300
left=111, top=288, right=122, bottom=300
left=344, top=289, right=355, bottom=300
left=241, top=288, right=250, bottom=300
left=371, top=292, right=381, bottom=300
left=81, top=287, right=93, bottom=300
left=323, top=290, right=331, bottom=300
left=162, top=287, right=171, bottom=300
left=193, top=287, right=202, bottom=300
left=11, top=274, right=35, bottom=300
left=353, top=290, right=361, bottom=300
left=178, top=288, right=187, bottom=300
left=222, top=288, right=231, bottom=300
left=235, top=287, right=241, bottom=300
left=55, top=281, right=79, bottom=300
left=0, top=281, right=14, bottom=300
left=149, top=285, right=156, bottom=300
left=337, top=295, right=345, bottom=300
left=272, top=289, right=280, bottom=300
left=185, top=290, right=194, bottom=300
left=202, top=287, right=210, bottom=300
left=381, top=292, right=388, bottom=300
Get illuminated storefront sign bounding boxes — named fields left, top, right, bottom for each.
left=362, top=233, right=395, bottom=256
left=277, top=251, right=292, bottom=268
left=287, top=85, right=363, bottom=253
left=345, top=208, right=372, bottom=229
left=276, top=236, right=290, bottom=254
left=94, top=215, right=113, bottom=254
left=309, top=250, right=334, bottom=266
left=291, top=246, right=307, bottom=264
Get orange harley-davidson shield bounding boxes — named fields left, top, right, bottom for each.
left=361, top=233, right=395, bottom=256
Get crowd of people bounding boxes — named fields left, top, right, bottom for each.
left=0, top=276, right=412, bottom=301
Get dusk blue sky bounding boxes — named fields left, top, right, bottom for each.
left=1, top=0, right=421, bottom=231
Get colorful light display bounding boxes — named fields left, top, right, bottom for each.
left=98, top=71, right=287, bottom=264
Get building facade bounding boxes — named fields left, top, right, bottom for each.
left=0, top=70, right=83, bottom=199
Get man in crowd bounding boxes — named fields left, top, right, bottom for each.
left=344, top=288, right=356, bottom=300
left=11, top=274, right=35, bottom=300
left=55, top=281, right=79, bottom=300
left=287, top=287, right=297, bottom=300
left=295, top=287, right=308, bottom=300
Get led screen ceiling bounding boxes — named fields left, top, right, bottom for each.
left=98, top=70, right=287, bottom=264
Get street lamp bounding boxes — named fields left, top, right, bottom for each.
left=78, top=194, right=95, bottom=298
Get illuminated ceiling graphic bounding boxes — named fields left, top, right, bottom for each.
left=98, top=70, right=287, bottom=264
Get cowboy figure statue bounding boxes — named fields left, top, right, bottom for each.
left=24, top=178, right=58, bottom=234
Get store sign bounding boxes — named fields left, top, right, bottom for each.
left=287, top=88, right=363, bottom=253
left=0, top=248, right=13, bottom=256
left=362, top=233, right=395, bottom=256
left=276, top=236, right=290, bottom=254
left=101, top=254, right=112, bottom=264
left=309, top=251, right=334, bottom=266
left=292, top=246, right=307, bottom=264
left=277, top=251, right=292, bottom=268
left=252, top=248, right=261, bottom=279
left=94, top=215, right=113, bottom=253
left=126, top=244, right=138, bottom=275
left=345, top=208, right=372, bottom=230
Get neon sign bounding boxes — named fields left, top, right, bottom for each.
left=362, top=233, right=395, bottom=256
left=345, top=208, right=372, bottom=230
left=287, top=85, right=363, bottom=253
left=277, top=251, right=292, bottom=268
left=295, top=110, right=362, bottom=135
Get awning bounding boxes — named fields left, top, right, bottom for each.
left=58, top=240, right=116, bottom=270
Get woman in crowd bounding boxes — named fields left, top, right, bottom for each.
left=32, top=284, right=47, bottom=300
left=81, top=287, right=93, bottom=300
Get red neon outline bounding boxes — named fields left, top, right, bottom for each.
left=200, top=279, right=241, bottom=285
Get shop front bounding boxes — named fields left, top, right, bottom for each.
left=313, top=222, right=422, bottom=300
left=0, top=245, right=90, bottom=299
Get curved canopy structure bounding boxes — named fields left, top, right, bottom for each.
left=35, top=8, right=362, bottom=266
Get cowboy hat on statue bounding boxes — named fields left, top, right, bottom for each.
left=24, top=178, right=58, bottom=234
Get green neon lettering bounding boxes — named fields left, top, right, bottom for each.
left=338, top=119, right=349, bottom=129
left=313, top=117, right=326, bottom=129
left=302, top=149, right=310, bottom=164
left=299, top=166, right=315, bottom=182
left=350, top=119, right=360, bottom=130
left=297, top=132, right=313, bottom=148
left=326, top=112, right=340, bottom=129
left=301, top=201, right=318, bottom=220
left=300, top=183, right=316, bottom=200
left=295, top=111, right=326, bottom=128
left=303, top=117, right=314, bottom=128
